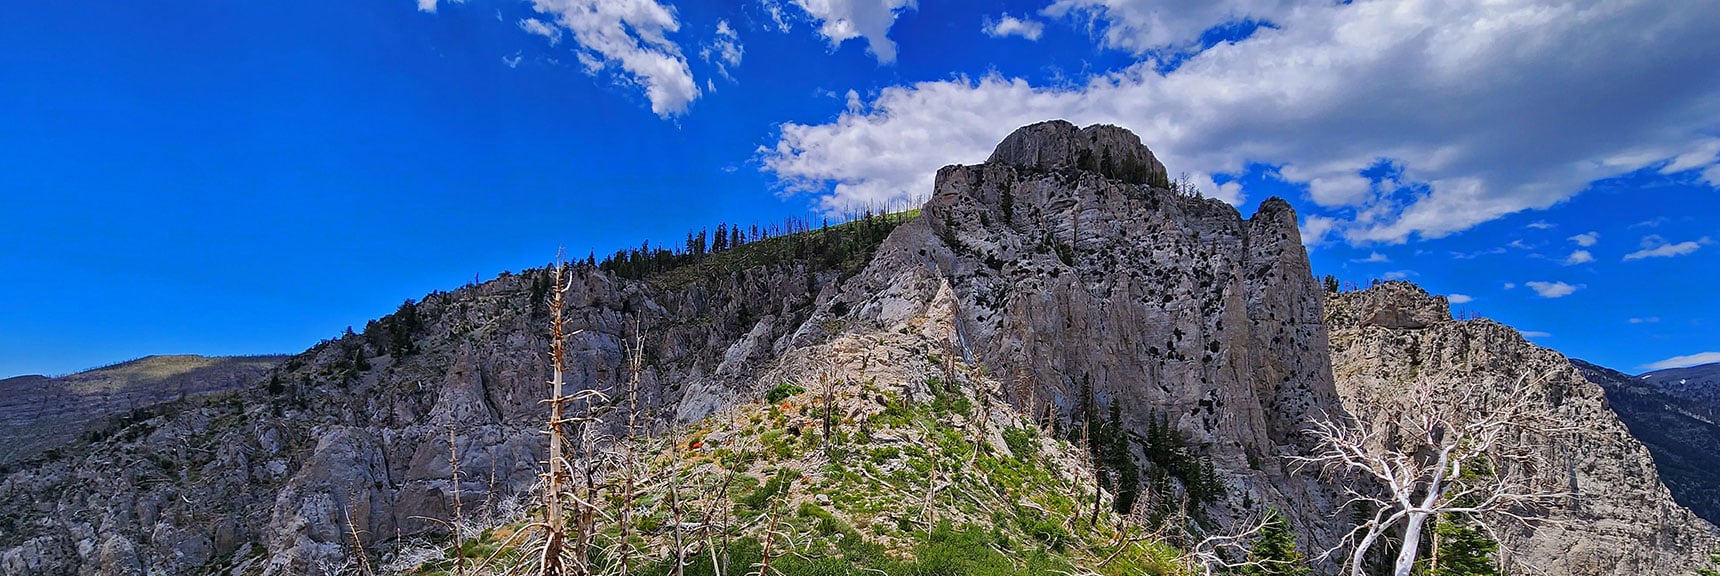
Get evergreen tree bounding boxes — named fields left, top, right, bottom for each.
left=1107, top=399, right=1140, bottom=514
left=1415, top=518, right=1499, bottom=576
left=1241, top=510, right=1310, bottom=576
left=713, top=223, right=729, bottom=252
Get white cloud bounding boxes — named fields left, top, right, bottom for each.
left=1623, top=235, right=1710, bottom=261
left=520, top=18, right=563, bottom=46
left=701, top=19, right=745, bottom=80
left=1520, top=330, right=1552, bottom=338
left=983, top=14, right=1045, bottom=41
left=1353, top=252, right=1389, bottom=263
left=1447, top=293, right=1473, bottom=304
left=503, top=52, right=523, bottom=69
left=1628, top=317, right=1660, bottom=324
left=1042, top=0, right=1297, bottom=55
left=1563, top=250, right=1593, bottom=265
left=1502, top=282, right=1516, bottom=290
left=787, top=0, right=917, bottom=63
left=417, top=0, right=462, bottom=13
left=760, top=0, right=1720, bottom=238
left=1381, top=270, right=1414, bottom=280
left=1641, top=351, right=1720, bottom=371
left=1568, top=231, right=1599, bottom=247
left=511, top=0, right=700, bottom=118
left=1526, top=220, right=1555, bottom=230
left=1660, top=138, right=1720, bottom=181
left=1525, top=280, right=1580, bottom=298
left=1300, top=215, right=1337, bottom=246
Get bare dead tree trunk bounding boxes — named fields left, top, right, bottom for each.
left=1295, top=373, right=1574, bottom=576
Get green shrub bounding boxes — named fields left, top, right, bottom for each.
left=767, top=383, right=806, bottom=404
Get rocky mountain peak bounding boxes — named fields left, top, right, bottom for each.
left=1325, top=280, right=1451, bottom=329
left=985, top=120, right=1167, bottom=185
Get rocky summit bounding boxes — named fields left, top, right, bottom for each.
left=1, top=122, right=1715, bottom=576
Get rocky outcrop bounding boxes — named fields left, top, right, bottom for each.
left=809, top=119, right=1346, bottom=553
left=1328, top=282, right=1718, bottom=575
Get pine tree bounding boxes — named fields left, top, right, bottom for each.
left=1107, top=399, right=1140, bottom=514
left=1415, top=518, right=1499, bottom=576
left=1241, top=510, right=1310, bottom=576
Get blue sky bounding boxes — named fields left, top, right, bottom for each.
left=2, top=0, right=1717, bottom=377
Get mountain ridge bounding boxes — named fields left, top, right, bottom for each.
left=2, top=121, right=1715, bottom=575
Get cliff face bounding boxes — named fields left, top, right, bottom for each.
left=808, top=120, right=1346, bottom=548
left=1327, top=282, right=1718, bottom=575
left=1576, top=358, right=1720, bottom=526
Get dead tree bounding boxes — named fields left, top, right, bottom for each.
left=1296, top=373, right=1572, bottom=576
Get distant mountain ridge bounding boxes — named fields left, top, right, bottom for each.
left=1576, top=359, right=1720, bottom=526
left=0, top=354, right=284, bottom=469
left=1638, top=362, right=1720, bottom=422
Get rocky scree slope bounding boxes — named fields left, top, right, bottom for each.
left=407, top=276, right=1194, bottom=575
left=1575, top=358, right=1720, bottom=526
left=1326, top=282, right=1718, bottom=575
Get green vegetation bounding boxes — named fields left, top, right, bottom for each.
left=1414, top=518, right=1499, bottom=576
left=1698, top=549, right=1720, bottom=576
left=766, top=383, right=806, bottom=404
left=1239, top=510, right=1310, bottom=576
left=599, top=209, right=917, bottom=287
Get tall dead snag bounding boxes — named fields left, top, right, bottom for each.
left=533, top=255, right=603, bottom=576
left=1296, top=374, right=1572, bottom=576
left=540, top=257, right=574, bottom=576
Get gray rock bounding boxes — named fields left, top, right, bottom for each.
left=1328, top=282, right=1719, bottom=575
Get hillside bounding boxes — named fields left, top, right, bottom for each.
left=0, top=354, right=284, bottom=470
left=1639, top=362, right=1720, bottom=423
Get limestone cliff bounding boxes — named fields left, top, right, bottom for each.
left=1327, top=281, right=1718, bottom=575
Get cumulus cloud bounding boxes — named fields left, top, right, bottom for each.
left=1447, top=293, right=1473, bottom=304
left=494, top=0, right=700, bottom=118
left=1629, top=317, right=1660, bottom=324
left=1642, top=351, right=1720, bottom=371
left=1525, top=281, right=1580, bottom=298
left=701, top=20, right=745, bottom=80
left=983, top=14, right=1045, bottom=40
left=787, top=0, right=917, bottom=63
left=417, top=0, right=462, bottom=13
left=1525, top=220, right=1555, bottom=230
left=1563, top=250, right=1593, bottom=265
left=1042, top=0, right=1296, bottom=54
left=1381, top=270, right=1415, bottom=280
left=1353, top=252, right=1389, bottom=263
left=1623, top=235, right=1710, bottom=261
left=520, top=18, right=563, bottom=46
left=759, top=0, right=1720, bottom=237
left=1520, top=330, right=1552, bottom=338
left=1568, top=231, right=1599, bottom=247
